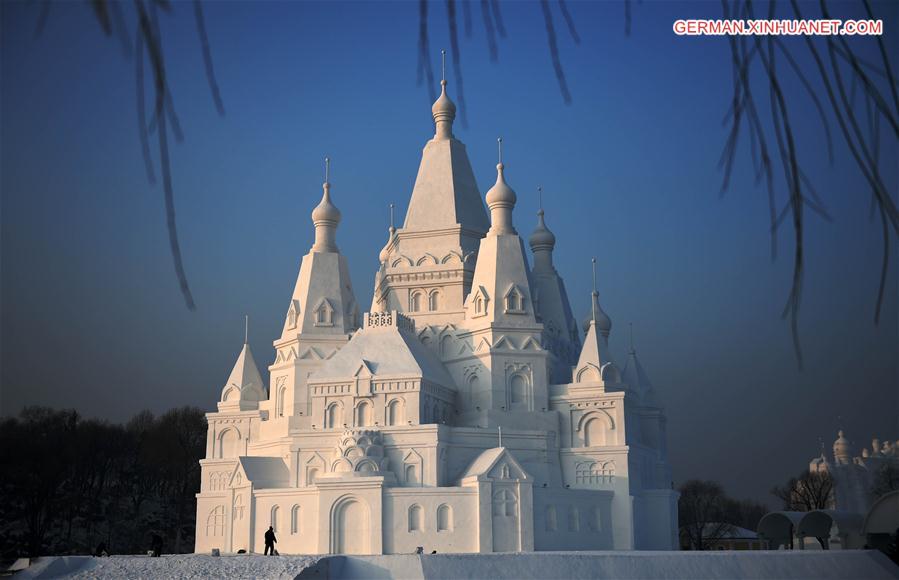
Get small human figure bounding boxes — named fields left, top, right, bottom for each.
left=150, top=534, right=163, bottom=558
left=264, top=526, right=277, bottom=556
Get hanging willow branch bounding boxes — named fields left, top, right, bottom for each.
left=720, top=0, right=898, bottom=367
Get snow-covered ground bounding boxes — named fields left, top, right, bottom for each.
left=12, top=554, right=321, bottom=580
left=10, top=550, right=899, bottom=579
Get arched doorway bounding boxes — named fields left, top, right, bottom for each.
left=332, top=497, right=370, bottom=554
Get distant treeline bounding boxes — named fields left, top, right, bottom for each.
left=0, top=406, right=205, bottom=558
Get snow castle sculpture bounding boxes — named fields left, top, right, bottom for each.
left=195, top=72, right=678, bottom=555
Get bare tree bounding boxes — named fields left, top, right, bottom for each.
left=678, top=480, right=734, bottom=550
left=771, top=469, right=834, bottom=511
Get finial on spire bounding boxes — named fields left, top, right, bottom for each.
left=244, top=314, right=249, bottom=345
left=537, top=186, right=543, bottom=211
left=591, top=258, right=597, bottom=323
left=498, top=426, right=502, bottom=448
left=628, top=322, right=634, bottom=353
left=389, top=203, right=395, bottom=230
left=324, top=156, right=330, bottom=184
left=431, top=52, right=456, bottom=140
left=497, top=137, right=503, bottom=165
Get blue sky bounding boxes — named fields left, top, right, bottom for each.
left=2, top=0, right=896, bottom=505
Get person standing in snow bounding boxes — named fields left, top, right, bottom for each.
left=264, top=526, right=277, bottom=555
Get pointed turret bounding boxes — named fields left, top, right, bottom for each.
left=833, top=430, right=851, bottom=464
left=572, top=260, right=619, bottom=385
left=269, top=158, right=360, bottom=422
left=219, top=323, right=266, bottom=411
left=466, top=141, right=538, bottom=327
left=621, top=324, right=656, bottom=404
left=402, top=52, right=489, bottom=233
left=529, top=192, right=580, bottom=383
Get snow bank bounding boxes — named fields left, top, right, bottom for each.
left=13, top=550, right=899, bottom=579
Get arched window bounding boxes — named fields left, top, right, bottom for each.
left=218, top=428, right=239, bottom=459
left=271, top=505, right=280, bottom=532
left=356, top=401, right=371, bottom=427
left=408, top=504, right=423, bottom=532
left=326, top=403, right=340, bottom=429
left=545, top=505, right=558, bottom=532
left=387, top=399, right=403, bottom=426
left=428, top=291, right=440, bottom=311
left=291, top=505, right=301, bottom=534
left=510, top=374, right=527, bottom=406
left=476, top=296, right=484, bottom=314
left=583, top=416, right=607, bottom=447
left=206, top=506, right=226, bottom=536
left=410, top=291, right=423, bottom=312
left=277, top=386, right=287, bottom=417
left=307, top=467, right=319, bottom=485
left=568, top=506, right=580, bottom=532
left=437, top=504, right=453, bottom=531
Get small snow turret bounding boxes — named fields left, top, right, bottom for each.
left=529, top=189, right=557, bottom=272
left=219, top=320, right=266, bottom=411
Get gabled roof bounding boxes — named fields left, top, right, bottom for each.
left=233, top=456, right=289, bottom=489
left=308, top=324, right=454, bottom=387
left=457, top=447, right=531, bottom=482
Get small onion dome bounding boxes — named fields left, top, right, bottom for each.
left=431, top=80, right=456, bottom=122
left=833, top=430, right=851, bottom=464
left=379, top=226, right=396, bottom=264
left=311, top=182, right=341, bottom=225
left=485, top=163, right=517, bottom=208
left=528, top=209, right=556, bottom=251
left=583, top=291, right=612, bottom=336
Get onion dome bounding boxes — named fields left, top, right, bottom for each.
left=528, top=209, right=556, bottom=251
left=379, top=226, right=396, bottom=264
left=432, top=79, right=457, bottom=139
left=833, top=430, right=851, bottom=464
left=583, top=291, right=612, bottom=337
left=312, top=182, right=341, bottom=225
left=485, top=155, right=517, bottom=236
left=310, top=167, right=341, bottom=253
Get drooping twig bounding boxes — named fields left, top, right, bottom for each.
left=446, top=0, right=468, bottom=127
left=558, top=0, right=580, bottom=44
left=489, top=0, right=506, bottom=38
left=193, top=0, right=225, bottom=116
left=417, top=0, right=437, bottom=104
left=540, top=0, right=571, bottom=104
left=135, top=27, right=156, bottom=184
left=480, top=0, right=498, bottom=62
left=462, top=0, right=472, bottom=38
left=136, top=0, right=196, bottom=310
